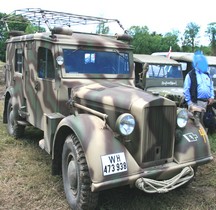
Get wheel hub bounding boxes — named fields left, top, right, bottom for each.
left=67, top=160, right=77, bottom=191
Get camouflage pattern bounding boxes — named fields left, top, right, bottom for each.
left=2, top=15, right=213, bottom=209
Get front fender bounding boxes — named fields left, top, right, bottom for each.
left=174, top=119, right=213, bottom=164
left=53, top=114, right=140, bottom=182
left=3, top=87, right=14, bottom=123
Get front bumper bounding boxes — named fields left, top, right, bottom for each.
left=91, top=156, right=213, bottom=192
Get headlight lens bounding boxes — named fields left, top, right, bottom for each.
left=116, top=114, right=135, bottom=136
left=56, top=56, right=64, bottom=65
left=177, top=109, right=188, bottom=128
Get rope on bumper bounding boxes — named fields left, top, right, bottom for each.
left=135, top=166, right=194, bottom=193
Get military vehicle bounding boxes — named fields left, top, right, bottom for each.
left=133, top=54, right=184, bottom=107
left=152, top=52, right=193, bottom=79
left=152, top=52, right=216, bottom=131
left=1, top=9, right=213, bottom=210
left=152, top=51, right=216, bottom=91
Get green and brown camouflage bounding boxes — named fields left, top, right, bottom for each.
left=134, top=54, right=184, bottom=106
left=2, top=9, right=213, bottom=210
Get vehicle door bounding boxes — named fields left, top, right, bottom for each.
left=11, top=43, right=25, bottom=107
left=34, top=46, right=58, bottom=130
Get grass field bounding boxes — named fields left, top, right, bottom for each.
left=0, top=79, right=216, bottom=209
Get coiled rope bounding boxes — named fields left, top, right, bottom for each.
left=135, top=166, right=194, bottom=193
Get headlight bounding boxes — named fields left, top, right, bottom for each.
left=116, top=114, right=135, bottom=136
left=56, top=56, right=64, bottom=65
left=177, top=109, right=188, bottom=128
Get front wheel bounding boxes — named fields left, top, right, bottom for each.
left=62, top=134, right=98, bottom=210
left=7, top=98, right=25, bottom=138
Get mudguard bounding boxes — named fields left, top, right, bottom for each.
left=174, top=119, right=212, bottom=164
left=3, top=87, right=14, bottom=123
left=53, top=113, right=141, bottom=183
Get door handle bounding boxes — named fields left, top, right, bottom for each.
left=35, top=81, right=39, bottom=91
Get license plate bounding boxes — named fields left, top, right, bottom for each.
left=101, top=152, right=128, bottom=176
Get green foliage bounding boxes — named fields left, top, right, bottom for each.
left=0, top=11, right=215, bottom=61
left=96, top=22, right=110, bottom=34
left=0, top=13, right=8, bottom=61
left=0, top=12, right=46, bottom=62
left=182, top=22, right=200, bottom=52
left=6, top=14, right=30, bottom=32
left=209, top=133, right=216, bottom=152
left=129, top=26, right=181, bottom=54
left=206, top=22, right=216, bottom=55
left=25, top=24, right=46, bottom=33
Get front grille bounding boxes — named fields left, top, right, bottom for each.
left=142, top=106, right=176, bottom=164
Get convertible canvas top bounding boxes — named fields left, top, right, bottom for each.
left=134, top=54, right=180, bottom=65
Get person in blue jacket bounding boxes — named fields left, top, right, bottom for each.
left=184, top=50, right=214, bottom=109
left=184, top=50, right=215, bottom=128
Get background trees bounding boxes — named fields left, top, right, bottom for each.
left=181, top=22, right=200, bottom=52
left=0, top=10, right=216, bottom=62
left=206, top=22, right=216, bottom=56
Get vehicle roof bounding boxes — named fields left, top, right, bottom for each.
left=134, top=54, right=180, bottom=65
left=7, top=31, right=132, bottom=50
left=152, top=52, right=193, bottom=62
left=152, top=52, right=216, bottom=66
left=206, top=55, right=216, bottom=65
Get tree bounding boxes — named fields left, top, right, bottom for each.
left=182, top=22, right=200, bottom=52
left=0, top=12, right=37, bottom=61
left=160, top=31, right=181, bottom=52
left=206, top=22, right=216, bottom=55
left=129, top=26, right=153, bottom=54
left=129, top=26, right=181, bottom=54
left=96, top=22, right=109, bottom=34
left=0, top=12, right=8, bottom=61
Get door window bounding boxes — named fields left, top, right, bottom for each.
left=37, top=47, right=55, bottom=79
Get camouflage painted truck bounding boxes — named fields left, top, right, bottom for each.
left=1, top=8, right=213, bottom=210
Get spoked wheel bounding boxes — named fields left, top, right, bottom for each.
left=7, top=98, right=25, bottom=138
left=62, top=134, right=98, bottom=210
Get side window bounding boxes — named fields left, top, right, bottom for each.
left=15, top=49, right=23, bottom=73
left=37, top=47, right=55, bottom=79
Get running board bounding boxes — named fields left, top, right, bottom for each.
left=39, top=139, right=45, bottom=150
left=18, top=106, right=30, bottom=118
left=17, top=120, right=31, bottom=126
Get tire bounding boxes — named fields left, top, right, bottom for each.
left=7, top=98, right=25, bottom=138
left=62, top=134, right=98, bottom=210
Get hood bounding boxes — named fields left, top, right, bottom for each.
left=146, top=87, right=184, bottom=97
left=72, top=82, right=172, bottom=110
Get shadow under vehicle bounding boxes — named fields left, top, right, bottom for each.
left=134, top=54, right=184, bottom=107
left=1, top=9, right=213, bottom=210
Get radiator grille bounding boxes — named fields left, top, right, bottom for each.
left=142, top=106, right=176, bottom=163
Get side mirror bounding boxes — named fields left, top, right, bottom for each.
left=137, top=63, right=148, bottom=89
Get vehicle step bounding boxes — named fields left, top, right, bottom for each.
left=17, top=120, right=31, bottom=126
left=39, top=139, right=45, bottom=150
left=18, top=110, right=30, bottom=118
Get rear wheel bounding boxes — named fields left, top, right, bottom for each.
left=7, top=98, right=25, bottom=138
left=62, top=134, right=98, bottom=210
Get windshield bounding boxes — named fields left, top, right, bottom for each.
left=63, top=49, right=130, bottom=75
left=147, top=64, right=182, bottom=79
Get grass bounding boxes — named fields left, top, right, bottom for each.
left=209, top=133, right=216, bottom=153
left=0, top=99, right=216, bottom=210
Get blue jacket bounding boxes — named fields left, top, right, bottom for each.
left=184, top=69, right=214, bottom=105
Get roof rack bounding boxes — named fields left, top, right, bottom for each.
left=1, top=8, right=127, bottom=34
